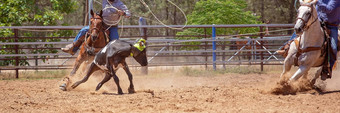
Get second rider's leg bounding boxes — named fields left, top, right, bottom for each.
left=61, top=26, right=89, bottom=55
left=277, top=32, right=297, bottom=57
left=109, top=26, right=119, bottom=41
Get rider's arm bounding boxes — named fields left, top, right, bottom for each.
left=117, top=1, right=131, bottom=17
left=316, top=0, right=340, bottom=13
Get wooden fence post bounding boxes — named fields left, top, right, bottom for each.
left=14, top=29, right=19, bottom=78
left=260, top=26, right=264, bottom=71
left=204, top=28, right=208, bottom=70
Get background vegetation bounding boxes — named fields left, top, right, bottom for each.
left=0, top=0, right=297, bottom=66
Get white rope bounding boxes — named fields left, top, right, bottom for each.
left=139, top=0, right=188, bottom=30
left=103, top=0, right=123, bottom=31
left=92, top=0, right=124, bottom=38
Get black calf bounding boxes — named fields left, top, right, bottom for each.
left=70, top=39, right=147, bottom=94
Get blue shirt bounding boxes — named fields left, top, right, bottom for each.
left=316, top=0, right=340, bottom=25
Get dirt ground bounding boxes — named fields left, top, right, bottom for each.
left=1, top=68, right=340, bottom=113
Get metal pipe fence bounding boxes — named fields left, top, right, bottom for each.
left=0, top=24, right=294, bottom=78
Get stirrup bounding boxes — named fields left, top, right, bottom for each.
left=276, top=49, right=288, bottom=57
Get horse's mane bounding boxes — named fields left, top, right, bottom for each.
left=303, top=0, right=313, bottom=3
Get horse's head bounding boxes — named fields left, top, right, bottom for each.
left=89, top=9, right=103, bottom=42
left=294, top=0, right=318, bottom=35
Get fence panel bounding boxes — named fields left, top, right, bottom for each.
left=0, top=24, right=294, bottom=78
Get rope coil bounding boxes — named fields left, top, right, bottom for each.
left=139, top=0, right=188, bottom=30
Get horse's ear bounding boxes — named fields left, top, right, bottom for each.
left=99, top=10, right=103, bottom=18
left=90, top=9, right=94, bottom=17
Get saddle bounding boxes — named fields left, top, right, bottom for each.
left=293, top=36, right=327, bottom=67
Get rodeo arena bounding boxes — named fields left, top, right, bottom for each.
left=1, top=0, right=340, bottom=112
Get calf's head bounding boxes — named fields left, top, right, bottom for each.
left=131, top=38, right=148, bottom=66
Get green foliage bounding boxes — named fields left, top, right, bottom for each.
left=176, top=0, right=261, bottom=50
left=178, top=0, right=261, bottom=35
left=0, top=0, right=77, bottom=66
left=246, top=0, right=296, bottom=24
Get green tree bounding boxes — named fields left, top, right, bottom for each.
left=0, top=0, right=77, bottom=66
left=176, top=0, right=262, bottom=49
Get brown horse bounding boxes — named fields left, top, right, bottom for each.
left=70, top=10, right=108, bottom=76
left=60, top=10, right=109, bottom=91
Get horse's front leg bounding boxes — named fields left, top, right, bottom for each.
left=289, top=66, right=311, bottom=81
left=310, top=67, right=322, bottom=86
left=280, top=53, right=294, bottom=79
left=70, top=48, right=87, bottom=75
left=122, top=62, right=136, bottom=94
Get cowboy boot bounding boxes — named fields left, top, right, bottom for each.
left=61, top=35, right=86, bottom=55
left=277, top=40, right=294, bottom=57
left=320, top=64, right=332, bottom=81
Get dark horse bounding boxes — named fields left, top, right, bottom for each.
left=59, top=10, right=108, bottom=91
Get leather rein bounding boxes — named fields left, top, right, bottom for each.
left=84, top=17, right=108, bottom=55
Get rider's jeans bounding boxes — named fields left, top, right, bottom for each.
left=71, top=26, right=120, bottom=52
left=73, top=26, right=119, bottom=42
left=73, top=26, right=89, bottom=42
left=109, top=26, right=119, bottom=41
left=328, top=25, right=339, bottom=71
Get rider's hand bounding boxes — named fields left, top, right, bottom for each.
left=117, top=10, right=125, bottom=16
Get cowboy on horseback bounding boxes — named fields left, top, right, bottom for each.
left=61, top=0, right=131, bottom=55
left=277, top=0, right=340, bottom=80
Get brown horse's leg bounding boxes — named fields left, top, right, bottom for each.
left=122, top=62, right=135, bottom=94
left=60, top=46, right=87, bottom=91
left=71, top=63, right=100, bottom=89
left=95, top=72, right=111, bottom=91
left=70, top=48, right=87, bottom=76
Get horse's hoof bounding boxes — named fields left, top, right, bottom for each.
left=59, top=83, right=67, bottom=91
left=128, top=88, right=136, bottom=94
left=118, top=91, right=124, bottom=95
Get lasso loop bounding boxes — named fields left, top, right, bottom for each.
left=103, top=0, right=123, bottom=31
left=294, top=0, right=298, bottom=12
left=139, top=0, right=188, bottom=30
left=93, top=0, right=124, bottom=36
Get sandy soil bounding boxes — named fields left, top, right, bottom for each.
left=1, top=70, right=340, bottom=113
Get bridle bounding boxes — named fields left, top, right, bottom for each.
left=85, top=17, right=105, bottom=55
left=295, top=4, right=318, bottom=32
left=87, top=17, right=104, bottom=42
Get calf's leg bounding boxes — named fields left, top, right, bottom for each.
left=122, top=62, right=136, bottom=93
left=95, top=73, right=111, bottom=91
left=107, top=65, right=123, bottom=94
left=71, top=63, right=100, bottom=89
left=112, top=73, right=123, bottom=94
